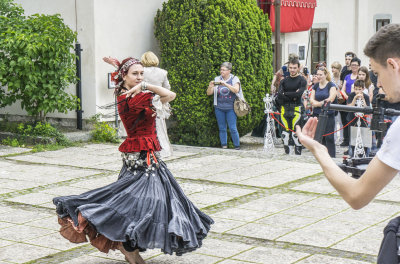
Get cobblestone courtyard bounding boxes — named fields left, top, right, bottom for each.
left=1, top=143, right=400, bottom=263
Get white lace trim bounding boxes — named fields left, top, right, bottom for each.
left=152, top=94, right=171, bottom=119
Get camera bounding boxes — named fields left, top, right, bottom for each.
left=214, top=81, right=222, bottom=85
left=303, top=67, right=309, bottom=75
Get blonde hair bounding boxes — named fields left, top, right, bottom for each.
left=141, top=51, right=159, bottom=67
left=317, top=67, right=332, bottom=82
left=331, top=61, right=342, bottom=72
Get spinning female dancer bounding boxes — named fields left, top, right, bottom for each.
left=103, top=52, right=173, bottom=158
left=53, top=58, right=213, bottom=264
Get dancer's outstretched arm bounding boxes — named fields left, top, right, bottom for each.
left=296, top=118, right=398, bottom=209
left=123, top=82, right=176, bottom=104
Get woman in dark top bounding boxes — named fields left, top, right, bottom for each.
left=310, top=67, right=338, bottom=157
left=53, top=58, right=213, bottom=263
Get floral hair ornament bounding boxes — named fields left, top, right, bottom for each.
left=113, top=57, right=142, bottom=87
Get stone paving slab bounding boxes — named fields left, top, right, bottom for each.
left=0, top=143, right=394, bottom=263
left=0, top=243, right=60, bottom=263
left=0, top=208, right=52, bottom=224
left=0, top=145, right=31, bottom=156
left=296, top=254, right=371, bottom=263
left=7, top=144, right=199, bottom=171
left=231, top=246, right=309, bottom=264
left=60, top=255, right=125, bottom=264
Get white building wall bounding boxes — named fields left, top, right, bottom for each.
left=1, top=0, right=166, bottom=123
left=93, top=0, right=166, bottom=120
left=3, top=0, right=400, bottom=122
left=280, top=0, right=400, bottom=71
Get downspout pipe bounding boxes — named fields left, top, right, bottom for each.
left=75, top=43, right=83, bottom=130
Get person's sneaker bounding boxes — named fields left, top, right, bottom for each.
left=222, top=145, right=227, bottom=149
left=344, top=150, right=349, bottom=155
left=234, top=146, right=240, bottom=150
left=284, top=145, right=290, bottom=154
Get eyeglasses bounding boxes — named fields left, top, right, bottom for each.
left=350, top=64, right=360, bottom=67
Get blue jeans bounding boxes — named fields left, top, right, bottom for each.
left=215, top=108, right=240, bottom=147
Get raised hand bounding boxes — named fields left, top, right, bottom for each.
left=122, top=83, right=142, bottom=98
left=103, top=56, right=119, bottom=68
left=296, top=117, right=326, bottom=152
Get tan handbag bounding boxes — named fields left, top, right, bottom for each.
left=234, top=81, right=251, bottom=117
left=234, top=97, right=251, bottom=117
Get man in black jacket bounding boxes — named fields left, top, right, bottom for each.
left=277, top=58, right=306, bottom=155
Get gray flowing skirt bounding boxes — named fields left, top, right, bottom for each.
left=53, top=160, right=213, bottom=255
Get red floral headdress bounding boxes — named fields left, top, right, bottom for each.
left=112, top=57, right=142, bottom=88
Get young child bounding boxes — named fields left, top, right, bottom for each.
left=346, top=79, right=371, bottom=156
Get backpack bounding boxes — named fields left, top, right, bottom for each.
left=377, top=216, right=400, bottom=264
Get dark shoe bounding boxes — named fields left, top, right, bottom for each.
left=234, top=146, right=240, bottom=150
left=344, top=150, right=349, bottom=155
left=295, top=146, right=302, bottom=155
left=340, top=142, right=349, bottom=147
left=284, top=145, right=290, bottom=154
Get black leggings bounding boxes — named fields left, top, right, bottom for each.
left=340, top=111, right=349, bottom=144
left=314, top=113, right=336, bottom=157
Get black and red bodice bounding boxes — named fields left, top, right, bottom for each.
left=117, top=92, right=161, bottom=153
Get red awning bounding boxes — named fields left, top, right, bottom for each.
left=269, top=0, right=317, bottom=33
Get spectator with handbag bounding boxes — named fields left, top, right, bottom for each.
left=207, top=62, right=241, bottom=150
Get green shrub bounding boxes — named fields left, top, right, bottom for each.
left=155, top=0, right=273, bottom=146
left=15, top=122, right=70, bottom=146
left=0, top=0, right=79, bottom=122
left=91, top=121, right=119, bottom=143
left=2, top=137, right=20, bottom=147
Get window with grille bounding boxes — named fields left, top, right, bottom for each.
left=376, top=19, right=390, bottom=32
left=311, top=28, right=327, bottom=70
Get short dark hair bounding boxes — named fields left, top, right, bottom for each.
left=288, top=58, right=300, bottom=67
left=354, top=79, right=365, bottom=88
left=350, top=57, right=361, bottom=66
left=345, top=51, right=356, bottom=58
left=364, top=24, right=400, bottom=66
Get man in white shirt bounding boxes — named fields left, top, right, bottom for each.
left=296, top=23, right=400, bottom=210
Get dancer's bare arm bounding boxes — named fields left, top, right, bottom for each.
left=123, top=82, right=176, bottom=104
